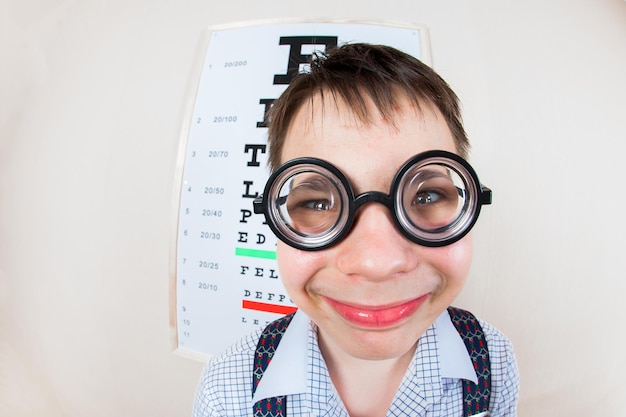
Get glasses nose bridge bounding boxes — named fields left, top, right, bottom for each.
left=353, top=191, right=394, bottom=213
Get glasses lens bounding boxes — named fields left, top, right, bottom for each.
left=279, top=173, right=342, bottom=234
left=402, top=166, right=465, bottom=230
left=267, top=162, right=351, bottom=249
left=396, top=157, right=478, bottom=243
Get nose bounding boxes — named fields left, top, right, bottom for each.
left=334, top=203, right=419, bottom=280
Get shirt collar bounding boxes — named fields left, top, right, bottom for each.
left=251, top=310, right=309, bottom=405
left=251, top=308, right=478, bottom=405
left=434, top=309, right=478, bottom=384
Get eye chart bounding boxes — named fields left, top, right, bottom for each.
left=171, top=20, right=430, bottom=359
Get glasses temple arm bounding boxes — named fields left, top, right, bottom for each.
left=480, top=185, right=492, bottom=205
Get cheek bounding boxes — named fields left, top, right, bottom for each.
left=436, top=235, right=473, bottom=288
left=276, top=242, right=327, bottom=294
left=419, top=234, right=473, bottom=299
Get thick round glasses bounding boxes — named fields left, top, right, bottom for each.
left=253, top=150, right=492, bottom=251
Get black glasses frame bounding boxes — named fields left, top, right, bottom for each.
left=253, top=150, right=492, bottom=251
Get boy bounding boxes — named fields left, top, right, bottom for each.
left=193, top=43, right=519, bottom=417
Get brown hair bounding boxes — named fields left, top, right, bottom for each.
left=266, top=43, right=469, bottom=171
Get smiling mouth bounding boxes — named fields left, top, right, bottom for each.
left=323, top=294, right=430, bottom=328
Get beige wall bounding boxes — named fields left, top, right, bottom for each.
left=1, top=0, right=625, bottom=416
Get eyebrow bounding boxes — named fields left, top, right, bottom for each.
left=289, top=175, right=334, bottom=192
left=411, top=167, right=453, bottom=182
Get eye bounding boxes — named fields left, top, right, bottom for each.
left=413, top=191, right=443, bottom=206
left=300, top=199, right=332, bottom=211
left=285, top=184, right=335, bottom=213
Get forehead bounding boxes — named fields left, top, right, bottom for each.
left=280, top=93, right=457, bottom=190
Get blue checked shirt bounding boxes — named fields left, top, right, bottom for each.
left=192, top=310, right=519, bottom=417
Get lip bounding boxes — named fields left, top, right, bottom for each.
left=323, top=294, right=430, bottom=328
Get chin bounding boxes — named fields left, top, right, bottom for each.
left=337, top=323, right=424, bottom=361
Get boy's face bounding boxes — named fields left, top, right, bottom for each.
left=276, top=93, right=472, bottom=361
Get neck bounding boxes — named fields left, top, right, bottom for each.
left=318, top=330, right=417, bottom=417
